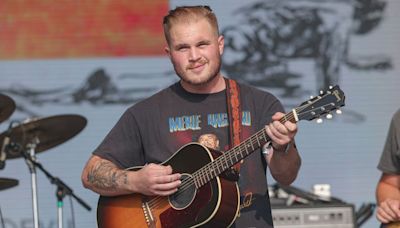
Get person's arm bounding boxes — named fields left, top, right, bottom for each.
left=376, top=173, right=400, bottom=224
left=265, top=112, right=301, bottom=186
left=81, top=155, right=181, bottom=196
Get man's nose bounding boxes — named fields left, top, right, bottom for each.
left=189, top=48, right=200, bottom=61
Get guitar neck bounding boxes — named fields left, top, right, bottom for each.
left=191, top=85, right=345, bottom=189
left=193, top=109, right=298, bottom=188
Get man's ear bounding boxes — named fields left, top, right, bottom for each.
left=165, top=46, right=171, bottom=57
left=218, top=35, right=224, bottom=55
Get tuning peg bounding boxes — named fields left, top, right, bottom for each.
left=320, top=90, right=324, bottom=95
left=329, top=85, right=333, bottom=89
left=326, top=113, right=333, bottom=119
left=316, top=118, right=323, bottom=124
left=336, top=109, right=342, bottom=115
left=310, top=95, right=314, bottom=99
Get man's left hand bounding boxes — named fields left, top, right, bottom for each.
left=265, top=112, right=297, bottom=152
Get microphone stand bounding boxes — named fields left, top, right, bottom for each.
left=21, top=142, right=91, bottom=228
left=24, top=138, right=40, bottom=228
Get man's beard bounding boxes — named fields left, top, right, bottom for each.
left=175, top=58, right=222, bottom=86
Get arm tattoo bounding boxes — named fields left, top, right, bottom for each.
left=87, top=160, right=128, bottom=190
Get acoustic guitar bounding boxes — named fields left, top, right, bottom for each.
left=382, top=222, right=400, bottom=228
left=97, top=85, right=345, bottom=228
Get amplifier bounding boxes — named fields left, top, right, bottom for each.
left=271, top=204, right=355, bottom=228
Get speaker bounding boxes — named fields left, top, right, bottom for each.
left=271, top=204, right=355, bottom=228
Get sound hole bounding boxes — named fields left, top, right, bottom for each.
left=168, top=173, right=196, bottom=210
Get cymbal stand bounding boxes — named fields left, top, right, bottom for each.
left=22, top=147, right=91, bottom=228
left=24, top=137, right=40, bottom=228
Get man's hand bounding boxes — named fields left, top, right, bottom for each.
left=264, top=112, right=301, bottom=185
left=131, top=164, right=181, bottom=196
left=265, top=112, right=297, bottom=151
left=377, top=198, right=400, bottom=224
left=376, top=174, right=400, bottom=224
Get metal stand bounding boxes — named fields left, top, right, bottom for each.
left=25, top=140, right=40, bottom=228
left=56, top=186, right=65, bottom=228
left=22, top=149, right=91, bottom=228
left=3, top=115, right=89, bottom=228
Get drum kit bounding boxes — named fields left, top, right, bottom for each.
left=0, top=93, right=91, bottom=228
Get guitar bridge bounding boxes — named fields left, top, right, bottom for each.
left=142, top=198, right=156, bottom=228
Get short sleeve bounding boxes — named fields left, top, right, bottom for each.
left=378, top=110, right=400, bottom=174
left=93, top=108, right=145, bottom=169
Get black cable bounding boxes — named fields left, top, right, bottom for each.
left=356, top=203, right=376, bottom=227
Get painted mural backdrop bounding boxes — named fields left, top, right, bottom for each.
left=0, top=0, right=167, bottom=59
left=0, top=0, right=399, bottom=227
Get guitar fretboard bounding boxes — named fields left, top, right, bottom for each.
left=192, top=110, right=297, bottom=188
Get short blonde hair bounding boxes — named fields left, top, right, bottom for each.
left=163, top=5, right=219, bottom=45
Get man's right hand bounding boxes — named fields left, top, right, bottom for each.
left=81, top=155, right=182, bottom=197
left=131, top=164, right=181, bottom=196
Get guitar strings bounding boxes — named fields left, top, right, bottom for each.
left=177, top=101, right=321, bottom=197
left=146, top=123, right=290, bottom=209
left=147, top=105, right=313, bottom=209
left=147, top=110, right=299, bottom=208
left=146, top=100, right=325, bottom=209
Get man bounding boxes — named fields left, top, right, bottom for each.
left=82, top=5, right=301, bottom=227
left=376, top=109, right=400, bottom=225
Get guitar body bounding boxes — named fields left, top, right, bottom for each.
left=97, top=143, right=240, bottom=228
left=381, top=222, right=400, bottom=228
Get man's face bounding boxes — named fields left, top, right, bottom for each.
left=165, top=19, right=224, bottom=87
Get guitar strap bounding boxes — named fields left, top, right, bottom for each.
left=225, top=78, right=242, bottom=172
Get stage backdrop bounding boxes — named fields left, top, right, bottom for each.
left=0, top=0, right=399, bottom=227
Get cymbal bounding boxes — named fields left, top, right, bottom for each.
left=0, top=94, right=16, bottom=124
left=0, top=114, right=87, bottom=159
left=0, top=177, right=18, bottom=191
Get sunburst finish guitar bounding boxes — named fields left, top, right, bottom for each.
left=97, top=85, right=346, bottom=228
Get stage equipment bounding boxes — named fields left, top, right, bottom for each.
left=0, top=94, right=15, bottom=169
left=272, top=204, right=355, bottom=228
left=0, top=94, right=15, bottom=124
left=0, top=177, right=18, bottom=191
left=270, top=184, right=356, bottom=228
left=0, top=114, right=87, bottom=158
left=0, top=114, right=89, bottom=228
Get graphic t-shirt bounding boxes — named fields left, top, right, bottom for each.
left=94, top=81, right=284, bottom=227
left=378, top=108, right=400, bottom=174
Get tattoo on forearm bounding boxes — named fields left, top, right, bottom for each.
left=87, top=160, right=128, bottom=190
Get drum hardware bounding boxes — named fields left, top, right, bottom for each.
left=0, top=114, right=91, bottom=228
left=0, top=178, right=18, bottom=228
left=0, top=178, right=19, bottom=191
left=0, top=94, right=16, bottom=170
left=0, top=94, right=16, bottom=124
left=20, top=146, right=92, bottom=228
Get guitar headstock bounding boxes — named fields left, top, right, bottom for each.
left=295, top=85, right=345, bottom=122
